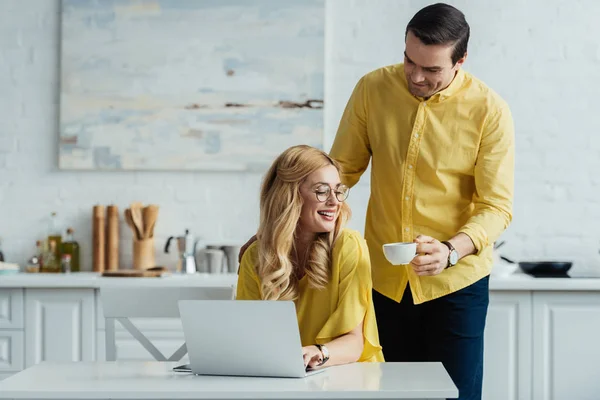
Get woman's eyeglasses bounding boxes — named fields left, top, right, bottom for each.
left=313, top=184, right=350, bottom=202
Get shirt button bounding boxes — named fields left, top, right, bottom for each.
left=405, top=196, right=410, bottom=201
left=414, top=133, right=419, bottom=138
left=405, top=228, right=410, bottom=232
left=422, top=102, right=427, bottom=107
left=408, top=165, right=413, bottom=169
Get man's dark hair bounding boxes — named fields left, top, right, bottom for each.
left=406, top=3, right=470, bottom=65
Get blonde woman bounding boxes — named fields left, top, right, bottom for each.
left=236, top=145, right=384, bottom=370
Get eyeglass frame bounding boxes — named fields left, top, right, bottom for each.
left=311, top=183, right=350, bottom=203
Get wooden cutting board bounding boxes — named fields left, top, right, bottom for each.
left=101, top=266, right=169, bottom=278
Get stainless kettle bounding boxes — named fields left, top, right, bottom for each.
left=164, top=229, right=200, bottom=274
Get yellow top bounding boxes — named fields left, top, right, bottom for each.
left=330, top=64, right=514, bottom=304
left=236, top=229, right=384, bottom=363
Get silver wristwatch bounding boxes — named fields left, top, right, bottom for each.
left=441, top=241, right=459, bottom=268
left=315, top=344, right=330, bottom=366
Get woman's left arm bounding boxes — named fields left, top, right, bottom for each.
left=303, top=321, right=364, bottom=369
left=306, top=230, right=381, bottom=369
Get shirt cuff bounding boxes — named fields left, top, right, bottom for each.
left=458, top=224, right=489, bottom=256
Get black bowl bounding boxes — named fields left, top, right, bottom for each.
left=518, top=261, right=572, bottom=277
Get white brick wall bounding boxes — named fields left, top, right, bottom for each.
left=1, top=0, right=599, bottom=273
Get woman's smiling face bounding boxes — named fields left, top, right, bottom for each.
left=297, top=165, right=349, bottom=234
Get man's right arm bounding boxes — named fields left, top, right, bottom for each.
left=329, top=77, right=371, bottom=188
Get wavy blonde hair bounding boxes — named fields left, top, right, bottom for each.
left=257, top=145, right=351, bottom=301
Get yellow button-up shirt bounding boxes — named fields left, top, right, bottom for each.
left=330, top=64, right=514, bottom=304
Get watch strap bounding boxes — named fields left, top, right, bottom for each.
left=315, top=344, right=330, bottom=366
left=441, top=241, right=457, bottom=267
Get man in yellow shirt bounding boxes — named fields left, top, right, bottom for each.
left=329, top=3, right=514, bottom=400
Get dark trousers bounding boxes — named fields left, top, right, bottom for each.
left=373, top=276, right=489, bottom=400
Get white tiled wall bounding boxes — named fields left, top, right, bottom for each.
left=1, top=0, right=599, bottom=272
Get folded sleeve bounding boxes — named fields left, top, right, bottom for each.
left=315, top=232, right=384, bottom=362
left=459, top=102, right=515, bottom=254
left=235, top=244, right=262, bottom=300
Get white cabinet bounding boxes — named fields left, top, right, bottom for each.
left=0, top=289, right=24, bottom=329
left=532, top=292, right=600, bottom=400
left=0, top=289, right=25, bottom=381
left=0, top=330, right=24, bottom=371
left=483, top=292, right=532, bottom=400
left=24, top=289, right=96, bottom=366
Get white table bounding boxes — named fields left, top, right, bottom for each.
left=0, top=361, right=458, bottom=400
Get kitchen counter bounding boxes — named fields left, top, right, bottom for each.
left=1, top=270, right=600, bottom=291
left=489, top=270, right=600, bottom=291
left=0, top=272, right=239, bottom=288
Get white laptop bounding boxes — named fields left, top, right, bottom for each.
left=176, top=300, right=327, bottom=378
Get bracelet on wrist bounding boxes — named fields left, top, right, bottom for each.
left=314, top=344, right=330, bottom=366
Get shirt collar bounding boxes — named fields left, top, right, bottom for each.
left=405, top=67, right=466, bottom=103
left=432, top=68, right=466, bottom=102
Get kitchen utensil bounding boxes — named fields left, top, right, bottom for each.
left=130, top=203, right=145, bottom=240
left=165, top=229, right=200, bottom=274
left=142, top=205, right=159, bottom=238
left=124, top=204, right=157, bottom=270
left=124, top=208, right=140, bottom=240
left=518, top=261, right=573, bottom=277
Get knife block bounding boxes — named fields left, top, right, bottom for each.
left=133, top=238, right=155, bottom=270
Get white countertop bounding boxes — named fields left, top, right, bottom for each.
left=489, top=270, right=600, bottom=291
left=1, top=270, right=600, bottom=291
left=0, top=272, right=238, bottom=288
left=0, top=361, right=458, bottom=399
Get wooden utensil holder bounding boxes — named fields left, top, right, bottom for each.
left=133, top=238, right=155, bottom=270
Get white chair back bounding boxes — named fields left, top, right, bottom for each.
left=101, top=286, right=234, bottom=361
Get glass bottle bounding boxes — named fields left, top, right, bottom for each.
left=47, top=212, right=62, bottom=262
left=61, top=254, right=72, bottom=274
left=42, top=240, right=60, bottom=273
left=24, top=240, right=44, bottom=273
left=61, top=227, right=80, bottom=272
left=36, top=240, right=43, bottom=262
left=36, top=240, right=45, bottom=269
left=26, top=256, right=40, bottom=273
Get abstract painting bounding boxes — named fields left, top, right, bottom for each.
left=59, top=0, right=324, bottom=171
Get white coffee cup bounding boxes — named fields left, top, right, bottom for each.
left=382, top=242, right=417, bottom=265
